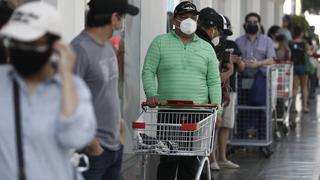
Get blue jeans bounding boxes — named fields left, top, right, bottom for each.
left=83, top=145, right=123, bottom=180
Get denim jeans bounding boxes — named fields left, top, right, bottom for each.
left=83, top=145, right=123, bottom=180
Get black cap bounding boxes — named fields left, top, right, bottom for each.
left=223, top=15, right=233, bottom=36
left=199, top=8, right=224, bottom=31
left=174, top=1, right=199, bottom=17
left=88, top=0, right=139, bottom=16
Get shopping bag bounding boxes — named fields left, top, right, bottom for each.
left=248, top=70, right=266, bottom=106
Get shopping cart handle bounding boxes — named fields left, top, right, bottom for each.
left=141, top=100, right=218, bottom=109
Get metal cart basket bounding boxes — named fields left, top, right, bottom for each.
left=274, top=63, right=293, bottom=138
left=132, top=101, right=217, bottom=180
left=229, top=66, right=278, bottom=157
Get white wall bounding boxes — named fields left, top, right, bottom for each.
left=42, top=0, right=86, bottom=42
left=260, top=0, right=276, bottom=33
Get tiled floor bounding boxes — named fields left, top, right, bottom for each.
left=213, top=95, right=320, bottom=180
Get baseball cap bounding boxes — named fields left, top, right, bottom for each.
left=199, top=8, right=223, bottom=31
left=174, top=1, right=199, bottom=17
left=88, top=0, right=139, bottom=16
left=223, top=15, right=233, bottom=36
left=0, top=1, right=62, bottom=42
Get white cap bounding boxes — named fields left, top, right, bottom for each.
left=0, top=1, right=62, bottom=42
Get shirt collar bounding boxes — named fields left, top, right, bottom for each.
left=171, top=30, right=200, bottom=42
left=246, top=33, right=262, bottom=41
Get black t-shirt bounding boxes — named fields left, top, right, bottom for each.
left=289, top=41, right=305, bottom=65
left=224, top=40, right=241, bottom=92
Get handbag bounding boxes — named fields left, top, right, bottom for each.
left=13, top=80, right=26, bottom=180
left=12, top=79, right=80, bottom=180
left=248, top=70, right=267, bottom=106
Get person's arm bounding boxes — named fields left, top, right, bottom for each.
left=54, top=42, right=96, bottom=150
left=71, top=43, right=102, bottom=155
left=142, top=38, right=161, bottom=106
left=220, top=62, right=234, bottom=82
left=207, top=51, right=222, bottom=110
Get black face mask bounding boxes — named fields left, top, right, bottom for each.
left=245, top=24, right=259, bottom=35
left=10, top=48, right=52, bottom=77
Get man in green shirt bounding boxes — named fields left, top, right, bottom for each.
left=142, top=1, right=221, bottom=180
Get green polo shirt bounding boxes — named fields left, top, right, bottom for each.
left=142, top=31, right=222, bottom=111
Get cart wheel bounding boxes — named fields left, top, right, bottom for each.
left=260, top=146, right=273, bottom=158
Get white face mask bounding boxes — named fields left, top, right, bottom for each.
left=179, top=18, right=197, bottom=35
left=212, top=36, right=220, bottom=46
left=112, top=18, right=125, bottom=37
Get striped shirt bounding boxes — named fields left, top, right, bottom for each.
left=142, top=31, right=222, bottom=110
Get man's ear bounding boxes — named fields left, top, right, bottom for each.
left=243, top=23, right=246, bottom=30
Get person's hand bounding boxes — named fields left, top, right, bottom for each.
left=85, top=139, right=104, bottom=156
left=120, top=119, right=126, bottom=145
left=146, top=96, right=160, bottom=107
left=215, top=113, right=222, bottom=128
left=53, top=41, right=76, bottom=75
left=230, top=54, right=240, bottom=64
left=262, top=58, right=273, bottom=66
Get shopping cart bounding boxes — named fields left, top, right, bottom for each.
left=274, top=62, right=293, bottom=139
left=229, top=66, right=278, bottom=158
left=132, top=100, right=217, bottom=180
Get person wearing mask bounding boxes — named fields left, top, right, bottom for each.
left=235, top=12, right=275, bottom=139
left=217, top=16, right=245, bottom=170
left=142, top=1, right=222, bottom=180
left=267, top=25, right=291, bottom=62
left=289, top=26, right=312, bottom=113
left=195, top=8, right=236, bottom=171
left=281, top=14, right=293, bottom=45
left=71, top=0, right=139, bottom=180
left=0, top=0, right=14, bottom=64
left=236, top=12, right=274, bottom=75
left=0, top=2, right=96, bottom=180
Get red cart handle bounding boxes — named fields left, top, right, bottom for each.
left=141, top=100, right=218, bottom=109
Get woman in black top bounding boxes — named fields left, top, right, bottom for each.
left=289, top=26, right=310, bottom=113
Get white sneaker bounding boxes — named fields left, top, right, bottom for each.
left=210, top=162, right=220, bottom=171
left=218, top=160, right=239, bottom=169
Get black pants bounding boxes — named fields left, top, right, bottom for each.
left=157, top=110, right=210, bottom=180
left=157, top=155, right=200, bottom=180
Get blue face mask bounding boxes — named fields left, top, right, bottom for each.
left=245, top=24, right=259, bottom=35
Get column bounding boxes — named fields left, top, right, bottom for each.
left=274, top=0, right=285, bottom=25
left=246, top=0, right=261, bottom=13
left=223, top=0, right=242, bottom=40
left=42, top=0, right=86, bottom=42
left=123, top=0, right=167, bottom=179
left=193, top=0, right=213, bottom=9
left=260, top=0, right=275, bottom=33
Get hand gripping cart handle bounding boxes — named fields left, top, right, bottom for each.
left=132, top=100, right=218, bottom=180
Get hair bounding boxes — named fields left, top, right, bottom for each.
left=292, top=26, right=303, bottom=38
left=245, top=12, right=261, bottom=23
left=267, top=25, right=281, bottom=39
left=0, top=1, right=14, bottom=28
left=86, top=11, right=112, bottom=27
left=46, top=33, right=60, bottom=46
left=86, top=11, right=125, bottom=27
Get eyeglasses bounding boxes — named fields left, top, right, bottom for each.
left=3, top=38, right=49, bottom=53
